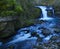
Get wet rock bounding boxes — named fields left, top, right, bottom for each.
left=41, top=28, right=51, bottom=36
left=36, top=41, right=59, bottom=49
left=53, top=28, right=60, bottom=33
left=21, top=30, right=30, bottom=34
left=36, top=45, right=44, bottom=49
left=35, top=20, right=46, bottom=24
left=50, top=35, right=60, bottom=42
left=31, top=32, right=37, bottom=37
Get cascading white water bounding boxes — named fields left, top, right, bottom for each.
left=36, top=6, right=53, bottom=20
left=39, top=6, right=48, bottom=18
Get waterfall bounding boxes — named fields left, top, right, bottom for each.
left=35, top=6, right=54, bottom=20
left=0, top=6, right=60, bottom=49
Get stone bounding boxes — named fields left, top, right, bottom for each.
left=31, top=32, right=37, bottom=37
left=41, top=28, right=51, bottom=36
left=0, top=16, right=18, bottom=38
left=53, top=28, right=60, bottom=33
left=0, top=22, right=15, bottom=38
left=50, top=35, right=60, bottom=43
left=0, top=22, right=7, bottom=31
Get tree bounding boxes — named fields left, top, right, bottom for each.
left=0, top=0, right=23, bottom=17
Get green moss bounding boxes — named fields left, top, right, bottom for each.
left=24, top=19, right=34, bottom=26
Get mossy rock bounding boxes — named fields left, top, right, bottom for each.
left=0, top=22, right=15, bottom=38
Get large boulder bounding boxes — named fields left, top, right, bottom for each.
left=41, top=28, right=51, bottom=36
left=0, top=16, right=17, bottom=38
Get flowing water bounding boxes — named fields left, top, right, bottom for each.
left=0, top=6, right=60, bottom=49
left=35, top=6, right=54, bottom=20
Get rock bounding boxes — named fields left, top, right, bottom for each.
left=0, top=22, right=7, bottom=31
left=0, top=16, right=18, bottom=39
left=31, top=32, right=37, bottom=37
left=41, top=28, right=51, bottom=36
left=53, top=28, right=60, bottom=33
left=0, top=22, right=15, bottom=38
left=21, top=30, right=30, bottom=34
left=36, top=45, right=44, bottom=49
left=50, top=35, right=59, bottom=41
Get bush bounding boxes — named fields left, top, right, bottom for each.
left=0, top=0, right=23, bottom=17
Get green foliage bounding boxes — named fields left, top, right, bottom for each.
left=14, top=5, right=23, bottom=16
left=0, top=11, right=16, bottom=16
left=0, top=0, right=23, bottom=17
left=15, top=5, right=23, bottom=12
left=0, top=0, right=15, bottom=10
